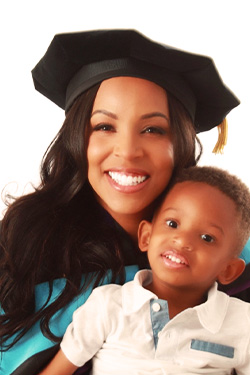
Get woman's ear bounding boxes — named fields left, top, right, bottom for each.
left=138, top=220, right=152, bottom=253
left=217, top=258, right=246, bottom=285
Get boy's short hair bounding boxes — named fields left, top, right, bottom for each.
left=160, top=166, right=250, bottom=254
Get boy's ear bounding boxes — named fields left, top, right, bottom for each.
left=138, top=220, right=152, bottom=253
left=217, top=258, right=245, bottom=285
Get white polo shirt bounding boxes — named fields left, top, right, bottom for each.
left=61, top=270, right=250, bottom=374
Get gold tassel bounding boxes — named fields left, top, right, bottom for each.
left=212, top=118, right=228, bottom=154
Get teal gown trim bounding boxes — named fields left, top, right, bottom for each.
left=1, top=239, right=250, bottom=374
left=239, top=237, right=250, bottom=264
left=0, top=265, right=139, bottom=375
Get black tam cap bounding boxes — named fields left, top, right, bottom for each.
left=32, top=29, right=240, bottom=133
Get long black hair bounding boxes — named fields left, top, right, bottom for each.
left=0, top=84, right=202, bottom=349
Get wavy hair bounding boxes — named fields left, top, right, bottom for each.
left=0, top=84, right=201, bottom=349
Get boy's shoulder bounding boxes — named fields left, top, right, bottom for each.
left=93, top=269, right=148, bottom=295
left=90, top=270, right=150, bottom=305
left=91, top=278, right=136, bottom=300
left=193, top=283, right=250, bottom=333
left=93, top=282, right=124, bottom=295
left=217, top=288, right=250, bottom=324
left=227, top=292, right=250, bottom=311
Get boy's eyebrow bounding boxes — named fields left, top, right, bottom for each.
left=161, top=207, right=178, bottom=214
left=155, top=207, right=178, bottom=220
left=207, top=223, right=225, bottom=235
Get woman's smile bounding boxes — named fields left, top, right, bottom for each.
left=106, top=168, right=149, bottom=193
left=107, top=170, right=148, bottom=187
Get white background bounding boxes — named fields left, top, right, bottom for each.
left=1, top=0, right=249, bottom=218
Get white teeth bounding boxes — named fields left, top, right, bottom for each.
left=166, top=254, right=185, bottom=265
left=108, top=172, right=147, bottom=186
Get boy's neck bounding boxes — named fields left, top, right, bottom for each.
left=145, top=280, right=209, bottom=319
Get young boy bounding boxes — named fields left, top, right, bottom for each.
left=39, top=166, right=250, bottom=375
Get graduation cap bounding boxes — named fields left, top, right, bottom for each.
left=32, top=29, right=240, bottom=153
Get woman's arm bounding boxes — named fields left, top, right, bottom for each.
left=39, top=349, right=78, bottom=375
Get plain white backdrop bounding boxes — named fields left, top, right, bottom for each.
left=1, top=0, right=249, bottom=218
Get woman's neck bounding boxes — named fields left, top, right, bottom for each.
left=95, top=197, right=155, bottom=243
left=109, top=209, right=153, bottom=243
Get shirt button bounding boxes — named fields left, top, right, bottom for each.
left=152, top=302, right=161, bottom=312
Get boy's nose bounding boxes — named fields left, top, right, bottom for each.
left=172, top=233, right=193, bottom=252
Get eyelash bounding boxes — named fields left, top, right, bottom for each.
left=142, top=126, right=167, bottom=135
left=201, top=234, right=215, bottom=243
left=91, top=123, right=115, bottom=132
left=166, top=219, right=178, bottom=228
left=91, top=123, right=168, bottom=135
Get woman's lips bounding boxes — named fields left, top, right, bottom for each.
left=106, top=169, right=149, bottom=192
left=108, top=171, right=148, bottom=186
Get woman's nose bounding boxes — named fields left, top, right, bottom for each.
left=113, top=134, right=143, bottom=160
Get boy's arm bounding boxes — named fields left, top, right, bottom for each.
left=38, top=349, right=78, bottom=375
left=38, top=285, right=112, bottom=374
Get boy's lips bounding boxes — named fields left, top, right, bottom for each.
left=161, top=250, right=189, bottom=267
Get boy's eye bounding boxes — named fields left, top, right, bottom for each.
left=166, top=220, right=178, bottom=228
left=201, top=234, right=214, bottom=243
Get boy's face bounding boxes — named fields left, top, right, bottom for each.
left=138, top=181, right=244, bottom=294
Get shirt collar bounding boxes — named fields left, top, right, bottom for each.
left=194, top=282, right=230, bottom=333
left=122, top=270, right=156, bottom=315
left=122, top=270, right=230, bottom=334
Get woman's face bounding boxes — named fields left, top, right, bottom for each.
left=87, top=76, right=174, bottom=227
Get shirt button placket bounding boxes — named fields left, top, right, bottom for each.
left=150, top=299, right=170, bottom=349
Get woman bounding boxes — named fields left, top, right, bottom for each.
left=0, top=29, right=243, bottom=374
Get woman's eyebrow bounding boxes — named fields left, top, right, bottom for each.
left=91, top=110, right=169, bottom=122
left=91, top=109, right=118, bottom=119
left=141, top=112, right=170, bottom=123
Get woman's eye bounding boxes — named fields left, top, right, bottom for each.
left=142, top=126, right=166, bottom=135
left=166, top=220, right=178, bottom=228
left=201, top=234, right=214, bottom=243
left=92, top=124, right=115, bottom=132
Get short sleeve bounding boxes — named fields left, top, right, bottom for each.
left=60, top=287, right=109, bottom=367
